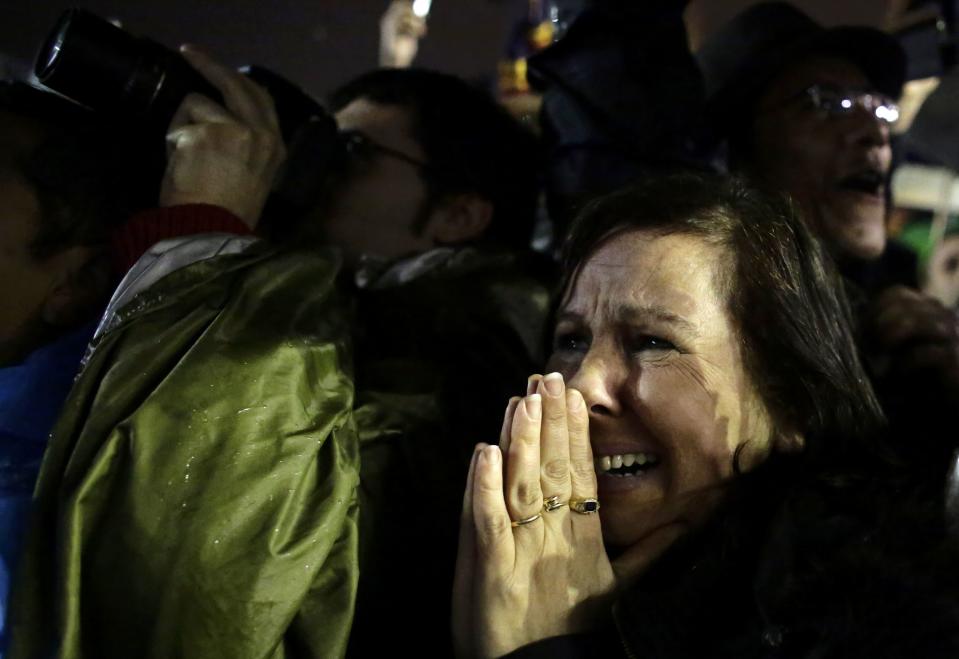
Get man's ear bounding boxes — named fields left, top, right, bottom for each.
left=41, top=246, right=111, bottom=328
left=425, top=193, right=493, bottom=245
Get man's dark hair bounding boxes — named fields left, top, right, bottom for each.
left=328, top=68, right=540, bottom=251
left=0, top=81, right=150, bottom=260
left=557, top=172, right=885, bottom=456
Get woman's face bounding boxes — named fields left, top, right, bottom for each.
left=547, top=229, right=776, bottom=551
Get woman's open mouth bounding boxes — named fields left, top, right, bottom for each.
left=594, top=452, right=660, bottom=477
left=594, top=451, right=662, bottom=493
left=593, top=451, right=662, bottom=498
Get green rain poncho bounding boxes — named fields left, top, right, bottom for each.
left=10, top=240, right=360, bottom=659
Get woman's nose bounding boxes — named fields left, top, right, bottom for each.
left=566, top=349, right=623, bottom=418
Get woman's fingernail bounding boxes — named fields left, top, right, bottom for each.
left=485, top=445, right=501, bottom=465
left=543, top=372, right=564, bottom=396
left=526, top=374, right=541, bottom=395
left=567, top=388, right=584, bottom=411
left=525, top=394, right=542, bottom=420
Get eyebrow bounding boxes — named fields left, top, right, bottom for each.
left=557, top=304, right=698, bottom=335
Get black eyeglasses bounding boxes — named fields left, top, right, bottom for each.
left=775, top=84, right=900, bottom=125
left=340, top=129, right=433, bottom=173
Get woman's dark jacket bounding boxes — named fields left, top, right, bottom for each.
left=509, top=449, right=959, bottom=659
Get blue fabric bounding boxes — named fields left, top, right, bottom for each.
left=0, top=322, right=95, bottom=655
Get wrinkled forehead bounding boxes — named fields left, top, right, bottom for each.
left=560, top=229, right=728, bottom=318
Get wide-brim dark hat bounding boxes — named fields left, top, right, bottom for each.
left=696, top=2, right=907, bottom=136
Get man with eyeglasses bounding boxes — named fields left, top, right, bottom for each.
left=698, top=2, right=904, bottom=268
left=699, top=3, right=959, bottom=502
left=315, top=67, right=542, bottom=267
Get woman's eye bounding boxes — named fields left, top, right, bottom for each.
left=628, top=335, right=676, bottom=354
left=553, top=332, right=589, bottom=353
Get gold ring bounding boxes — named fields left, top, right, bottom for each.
left=569, top=498, right=600, bottom=514
left=543, top=495, right=566, bottom=512
left=510, top=512, right=542, bottom=527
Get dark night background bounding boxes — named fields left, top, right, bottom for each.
left=1, top=1, right=902, bottom=99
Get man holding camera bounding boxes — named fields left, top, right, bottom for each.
left=10, top=46, right=545, bottom=658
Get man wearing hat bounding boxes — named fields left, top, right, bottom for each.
left=699, top=2, right=959, bottom=490
left=699, top=1, right=905, bottom=268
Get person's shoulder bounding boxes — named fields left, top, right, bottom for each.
left=614, top=454, right=959, bottom=658
left=359, top=245, right=552, bottom=334
left=753, top=458, right=959, bottom=657
left=100, top=239, right=347, bottom=337
left=409, top=246, right=554, bottom=358
left=422, top=247, right=554, bottom=319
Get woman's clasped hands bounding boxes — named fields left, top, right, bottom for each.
left=452, top=372, right=615, bottom=659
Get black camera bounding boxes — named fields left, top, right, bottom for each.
left=34, top=8, right=346, bottom=220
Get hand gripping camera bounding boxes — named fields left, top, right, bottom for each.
left=34, top=9, right=348, bottom=222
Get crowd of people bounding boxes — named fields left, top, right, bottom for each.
left=2, top=1, right=959, bottom=657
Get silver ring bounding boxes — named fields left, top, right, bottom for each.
left=543, top=495, right=567, bottom=512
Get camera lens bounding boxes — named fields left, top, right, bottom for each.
left=35, top=9, right=149, bottom=113
left=36, top=27, right=64, bottom=80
